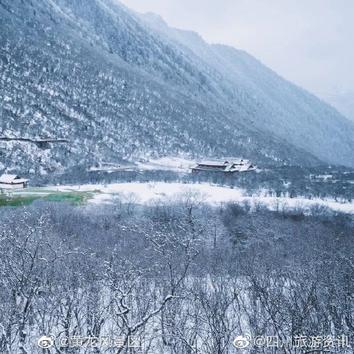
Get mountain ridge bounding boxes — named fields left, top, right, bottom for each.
left=138, top=10, right=354, bottom=165
left=0, top=0, right=353, bottom=176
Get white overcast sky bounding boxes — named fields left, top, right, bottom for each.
left=119, top=0, right=354, bottom=99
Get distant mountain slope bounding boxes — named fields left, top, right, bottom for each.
left=139, top=12, right=354, bottom=167
left=0, top=0, right=353, bottom=176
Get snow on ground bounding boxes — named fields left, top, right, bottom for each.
left=46, top=182, right=243, bottom=204
left=87, top=157, right=195, bottom=173
left=45, top=182, right=354, bottom=214
left=136, top=157, right=195, bottom=172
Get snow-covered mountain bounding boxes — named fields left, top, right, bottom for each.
left=1, top=0, right=354, bottom=176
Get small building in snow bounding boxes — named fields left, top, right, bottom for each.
left=191, top=159, right=256, bottom=173
left=0, top=174, right=28, bottom=189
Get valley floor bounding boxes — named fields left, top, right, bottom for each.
left=3, top=181, right=353, bottom=214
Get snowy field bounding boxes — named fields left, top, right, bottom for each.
left=44, top=181, right=354, bottom=214
left=88, top=157, right=195, bottom=173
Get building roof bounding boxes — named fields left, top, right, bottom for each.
left=0, top=174, right=28, bottom=184
left=197, top=159, right=250, bottom=166
left=197, top=160, right=228, bottom=167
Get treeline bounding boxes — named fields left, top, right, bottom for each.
left=0, top=198, right=353, bottom=353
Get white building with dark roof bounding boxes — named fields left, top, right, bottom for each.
left=0, top=174, right=28, bottom=189
left=191, top=159, right=256, bottom=173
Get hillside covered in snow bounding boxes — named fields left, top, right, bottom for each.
left=1, top=0, right=354, bottom=176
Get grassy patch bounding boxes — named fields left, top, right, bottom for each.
left=44, top=191, right=92, bottom=205
left=0, top=195, right=38, bottom=207
left=0, top=190, right=94, bottom=207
